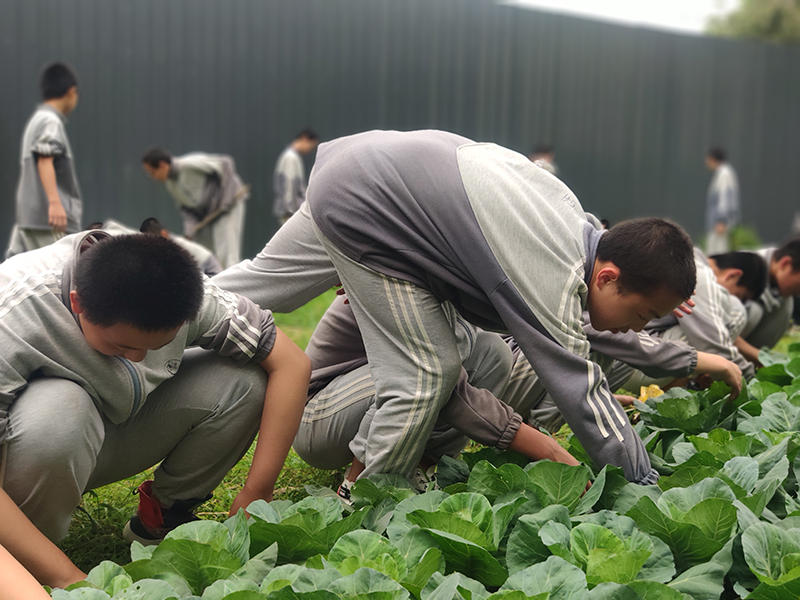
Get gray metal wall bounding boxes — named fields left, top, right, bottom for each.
left=2, top=0, right=799, bottom=259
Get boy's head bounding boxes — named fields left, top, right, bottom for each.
left=70, top=234, right=203, bottom=362
left=708, top=252, right=767, bottom=301
left=705, top=146, right=726, bottom=171
left=529, top=143, right=555, bottom=163
left=141, top=147, right=173, bottom=181
left=139, top=217, right=169, bottom=238
left=41, top=62, right=79, bottom=113
left=771, top=237, right=800, bottom=297
left=587, top=218, right=696, bottom=333
left=292, top=128, right=320, bottom=155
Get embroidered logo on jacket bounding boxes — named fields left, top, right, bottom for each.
left=165, top=359, right=181, bottom=376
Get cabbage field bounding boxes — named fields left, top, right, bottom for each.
left=48, top=345, right=800, bottom=600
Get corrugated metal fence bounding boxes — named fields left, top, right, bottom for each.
left=2, top=0, right=799, bottom=258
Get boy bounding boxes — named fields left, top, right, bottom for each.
left=140, top=217, right=224, bottom=276
left=215, top=130, right=697, bottom=485
left=737, top=239, right=800, bottom=363
left=273, top=129, right=321, bottom=225
left=7, top=63, right=82, bottom=259
left=704, top=146, right=740, bottom=255
left=621, top=249, right=765, bottom=390
left=0, top=232, right=309, bottom=586
left=141, top=147, right=249, bottom=268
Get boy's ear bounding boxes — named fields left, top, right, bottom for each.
left=722, top=268, right=743, bottom=285
left=594, top=264, right=621, bottom=289
left=69, top=290, right=85, bottom=315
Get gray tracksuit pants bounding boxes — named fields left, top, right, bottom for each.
left=2, top=349, right=266, bottom=542
left=294, top=327, right=515, bottom=470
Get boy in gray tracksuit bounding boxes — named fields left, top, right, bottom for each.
left=141, top=148, right=249, bottom=268
left=621, top=249, right=765, bottom=390
left=7, top=63, right=82, bottom=259
left=215, top=130, right=697, bottom=485
left=737, top=240, right=800, bottom=365
left=0, top=232, right=309, bottom=588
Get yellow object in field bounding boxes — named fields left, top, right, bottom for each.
left=639, top=384, right=665, bottom=402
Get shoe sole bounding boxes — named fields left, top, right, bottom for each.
left=122, top=521, right=162, bottom=546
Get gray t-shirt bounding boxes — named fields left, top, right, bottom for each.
left=15, top=105, right=82, bottom=232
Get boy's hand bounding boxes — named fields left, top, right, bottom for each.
left=229, top=483, right=271, bottom=517
left=48, top=201, right=68, bottom=232
left=694, top=352, right=742, bottom=399
left=671, top=297, right=695, bottom=319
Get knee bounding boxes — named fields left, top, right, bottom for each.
left=7, top=379, right=103, bottom=473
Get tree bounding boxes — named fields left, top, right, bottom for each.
left=707, top=0, right=800, bottom=44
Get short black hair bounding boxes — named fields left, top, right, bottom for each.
left=295, top=128, right=320, bottom=141
left=41, top=62, right=78, bottom=100
left=707, top=146, right=727, bottom=163
left=85, top=222, right=104, bottom=231
left=600, top=219, right=611, bottom=229
left=141, top=146, right=173, bottom=168
left=140, top=217, right=164, bottom=235
left=774, top=237, right=800, bottom=273
left=710, top=251, right=767, bottom=298
left=596, top=218, right=696, bottom=299
left=532, top=143, right=554, bottom=155
left=74, top=234, right=203, bottom=331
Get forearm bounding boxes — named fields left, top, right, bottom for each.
left=0, top=545, right=53, bottom=599
left=0, top=489, right=84, bottom=588
left=734, top=336, right=762, bottom=366
left=508, top=423, right=579, bottom=466
left=36, top=157, right=61, bottom=207
left=244, top=330, right=311, bottom=499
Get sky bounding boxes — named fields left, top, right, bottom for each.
left=504, top=0, right=740, bottom=35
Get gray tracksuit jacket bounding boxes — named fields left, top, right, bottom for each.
left=308, top=130, right=674, bottom=484
left=15, top=105, right=82, bottom=232
left=165, top=153, right=249, bottom=237
left=0, top=231, right=275, bottom=445
left=645, top=248, right=752, bottom=379
left=741, top=248, right=793, bottom=349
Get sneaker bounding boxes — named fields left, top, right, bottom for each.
left=337, top=478, right=355, bottom=506
left=122, top=480, right=211, bottom=545
left=412, top=465, right=438, bottom=493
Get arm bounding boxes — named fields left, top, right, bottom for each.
left=0, top=488, right=85, bottom=589
left=693, top=351, right=743, bottom=397
left=37, top=156, right=66, bottom=233
left=229, top=327, right=311, bottom=514
left=508, top=423, right=580, bottom=466
left=735, top=336, right=763, bottom=369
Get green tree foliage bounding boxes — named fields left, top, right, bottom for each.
left=707, top=0, right=800, bottom=44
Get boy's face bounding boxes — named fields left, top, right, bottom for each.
left=774, top=256, right=800, bottom=297
left=715, top=269, right=752, bottom=302
left=64, top=86, right=79, bottom=114
left=143, top=161, right=171, bottom=182
left=70, top=291, right=181, bottom=362
left=587, top=264, right=684, bottom=333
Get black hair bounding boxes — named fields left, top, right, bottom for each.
left=74, top=234, right=203, bottom=331
left=774, top=237, right=800, bottom=273
left=600, top=219, right=611, bottom=229
left=141, top=146, right=173, bottom=168
left=41, top=62, right=78, bottom=100
left=596, top=218, right=696, bottom=299
left=532, top=143, right=554, bottom=155
left=85, top=222, right=104, bottom=231
left=709, top=251, right=768, bottom=298
left=295, top=128, right=320, bottom=141
left=140, top=217, right=164, bottom=235
left=707, top=146, right=727, bottom=163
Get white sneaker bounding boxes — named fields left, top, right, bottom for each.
left=337, top=478, right=355, bottom=506
left=412, top=465, right=438, bottom=493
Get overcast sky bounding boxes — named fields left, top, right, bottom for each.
left=504, top=0, right=740, bottom=34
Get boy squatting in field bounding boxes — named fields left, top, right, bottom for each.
left=293, top=294, right=743, bottom=496
left=735, top=239, right=800, bottom=367
left=616, top=249, right=767, bottom=391
left=214, top=129, right=698, bottom=486
left=0, top=233, right=310, bottom=589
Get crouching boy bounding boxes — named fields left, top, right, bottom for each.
left=0, top=232, right=309, bottom=587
